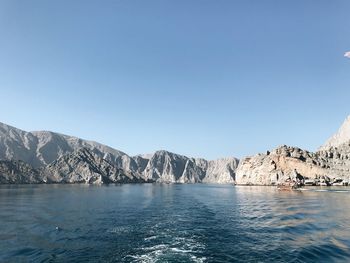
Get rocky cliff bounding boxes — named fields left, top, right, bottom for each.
left=0, top=122, right=127, bottom=168
left=2, top=114, right=350, bottom=185
left=0, top=122, right=239, bottom=184
left=235, top=115, right=350, bottom=185
left=319, top=116, right=350, bottom=150
left=0, top=159, right=42, bottom=184
left=141, top=151, right=238, bottom=183
left=236, top=146, right=328, bottom=185
left=202, top=158, right=239, bottom=184
left=41, top=148, right=146, bottom=184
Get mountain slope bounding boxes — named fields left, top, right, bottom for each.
left=0, top=122, right=240, bottom=184
left=236, top=144, right=350, bottom=185
left=42, top=148, right=146, bottom=184
left=320, top=115, right=350, bottom=150
left=0, top=122, right=129, bottom=168
left=0, top=159, right=43, bottom=184
left=235, top=146, right=329, bottom=185
left=235, top=115, right=350, bottom=185
left=143, top=150, right=239, bottom=183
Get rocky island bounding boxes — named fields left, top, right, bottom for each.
left=1, top=116, right=350, bottom=185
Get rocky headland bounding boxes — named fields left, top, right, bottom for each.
left=236, top=116, right=350, bottom=185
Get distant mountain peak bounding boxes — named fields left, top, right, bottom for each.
left=320, top=115, right=350, bottom=150
left=0, top=121, right=127, bottom=168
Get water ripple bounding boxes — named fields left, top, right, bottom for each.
left=0, top=184, right=350, bottom=262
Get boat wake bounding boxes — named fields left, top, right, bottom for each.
left=124, top=223, right=206, bottom=263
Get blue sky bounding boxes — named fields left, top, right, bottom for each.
left=0, top=0, right=349, bottom=159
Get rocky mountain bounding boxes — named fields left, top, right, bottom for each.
left=141, top=151, right=238, bottom=183
left=203, top=158, right=239, bottom=183
left=0, top=122, right=128, bottom=168
left=3, top=114, right=349, bottom=186
left=143, top=150, right=199, bottom=183
left=236, top=146, right=326, bottom=185
left=319, top=115, right=350, bottom=150
left=0, top=159, right=42, bottom=184
left=41, top=148, right=146, bottom=184
left=0, top=122, right=239, bottom=184
left=235, top=115, right=350, bottom=185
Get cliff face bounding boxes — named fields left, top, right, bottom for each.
left=236, top=144, right=350, bottom=185
left=235, top=115, right=350, bottom=185
left=319, top=116, right=350, bottom=151
left=202, top=158, right=239, bottom=184
left=42, top=148, right=146, bottom=184
left=0, top=122, right=127, bottom=168
left=236, top=146, right=326, bottom=185
left=317, top=142, right=350, bottom=178
left=0, top=122, right=239, bottom=184
left=2, top=115, right=350, bottom=185
left=142, top=151, right=238, bottom=184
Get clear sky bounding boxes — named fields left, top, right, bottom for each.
left=0, top=0, right=349, bottom=159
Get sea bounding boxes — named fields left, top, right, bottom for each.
left=0, top=184, right=349, bottom=262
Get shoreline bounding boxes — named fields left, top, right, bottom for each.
left=1, top=182, right=350, bottom=187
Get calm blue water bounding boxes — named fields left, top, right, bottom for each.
left=0, top=184, right=350, bottom=262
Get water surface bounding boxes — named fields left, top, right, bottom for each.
left=0, top=184, right=349, bottom=262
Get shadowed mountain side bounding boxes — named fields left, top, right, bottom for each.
left=0, top=160, right=43, bottom=184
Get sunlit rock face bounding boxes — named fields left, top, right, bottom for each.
left=236, top=144, right=350, bottom=185
left=316, top=142, right=350, bottom=179
left=236, top=115, right=350, bottom=185
left=202, top=158, right=239, bottom=184
left=319, top=115, right=350, bottom=151
left=0, top=122, right=239, bottom=184
left=235, top=146, right=327, bottom=185
left=42, top=148, right=146, bottom=184
left=142, top=150, right=239, bottom=183
left=0, top=122, right=127, bottom=168
left=2, top=115, right=350, bottom=185
left=142, top=150, right=189, bottom=183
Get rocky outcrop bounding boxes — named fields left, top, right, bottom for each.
left=235, top=115, right=350, bottom=185
left=236, top=146, right=322, bottom=185
left=236, top=144, right=350, bottom=185
left=317, top=142, right=350, bottom=178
